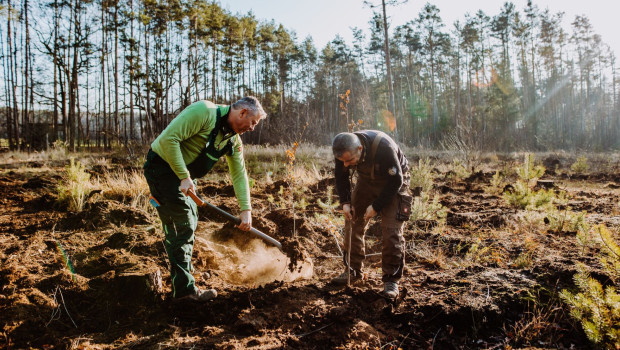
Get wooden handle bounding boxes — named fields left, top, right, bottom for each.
left=187, top=189, right=204, bottom=206
left=187, top=189, right=282, bottom=250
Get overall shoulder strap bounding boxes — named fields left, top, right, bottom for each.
left=207, top=107, right=236, bottom=155
left=207, top=108, right=224, bottom=145
left=370, top=132, right=386, bottom=180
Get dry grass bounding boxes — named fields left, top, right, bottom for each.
left=413, top=244, right=449, bottom=270
left=463, top=238, right=509, bottom=268
left=236, top=144, right=332, bottom=184
left=504, top=295, right=567, bottom=347
left=513, top=236, right=540, bottom=269
left=56, top=158, right=100, bottom=212
left=100, top=170, right=154, bottom=214
left=410, top=229, right=451, bottom=270
left=0, top=143, right=68, bottom=164
left=0, top=141, right=111, bottom=167
left=508, top=211, right=547, bottom=237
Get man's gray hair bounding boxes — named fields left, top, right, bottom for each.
left=232, top=96, right=267, bottom=119
left=332, top=132, right=361, bottom=158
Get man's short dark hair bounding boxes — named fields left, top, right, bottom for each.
left=332, top=132, right=361, bottom=158
left=232, top=96, right=267, bottom=119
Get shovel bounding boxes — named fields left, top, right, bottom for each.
left=187, top=190, right=283, bottom=250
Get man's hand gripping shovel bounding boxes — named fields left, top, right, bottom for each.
left=187, top=189, right=283, bottom=250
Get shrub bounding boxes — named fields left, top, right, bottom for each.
left=448, top=159, right=472, bottom=181
left=510, top=211, right=547, bottom=238
left=439, top=123, right=482, bottom=171
left=561, top=225, right=620, bottom=348
left=463, top=238, right=508, bottom=267
left=56, top=158, right=95, bottom=212
left=571, top=156, right=589, bottom=174
left=545, top=208, right=588, bottom=234
left=410, top=158, right=434, bottom=194
left=504, top=289, right=567, bottom=346
left=503, top=154, right=551, bottom=210
left=414, top=238, right=449, bottom=269
left=504, top=186, right=555, bottom=210
left=504, top=180, right=531, bottom=209
left=529, top=188, right=555, bottom=210
left=49, top=140, right=68, bottom=161
left=410, top=192, right=447, bottom=222
left=315, top=185, right=344, bottom=255
left=316, top=185, right=340, bottom=213
left=487, top=170, right=506, bottom=195
left=517, top=153, right=546, bottom=183
left=267, top=185, right=286, bottom=210
left=408, top=158, right=446, bottom=223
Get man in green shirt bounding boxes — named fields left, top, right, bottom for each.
left=144, top=96, right=266, bottom=301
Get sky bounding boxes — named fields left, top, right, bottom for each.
left=221, top=0, right=620, bottom=56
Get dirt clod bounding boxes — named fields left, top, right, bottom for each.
left=1, top=156, right=615, bottom=349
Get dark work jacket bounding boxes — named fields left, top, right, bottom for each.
left=334, top=130, right=409, bottom=212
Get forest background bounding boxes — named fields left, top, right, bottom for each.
left=1, top=0, right=618, bottom=152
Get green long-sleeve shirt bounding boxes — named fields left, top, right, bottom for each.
left=151, top=100, right=251, bottom=211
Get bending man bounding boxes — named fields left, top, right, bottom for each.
left=332, top=131, right=412, bottom=298
left=144, top=97, right=266, bottom=301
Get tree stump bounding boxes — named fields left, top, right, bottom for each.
left=534, top=180, right=556, bottom=190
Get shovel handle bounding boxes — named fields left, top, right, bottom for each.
left=188, top=190, right=283, bottom=250
left=188, top=190, right=240, bottom=224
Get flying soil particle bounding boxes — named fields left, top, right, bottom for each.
left=198, top=222, right=313, bottom=285
left=279, top=237, right=307, bottom=271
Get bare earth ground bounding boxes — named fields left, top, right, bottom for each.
left=1, top=152, right=619, bottom=349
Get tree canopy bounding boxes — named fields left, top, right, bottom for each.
left=1, top=0, right=618, bottom=151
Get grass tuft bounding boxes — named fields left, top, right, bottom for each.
left=56, top=158, right=97, bottom=212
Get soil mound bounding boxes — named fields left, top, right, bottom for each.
left=265, top=210, right=314, bottom=238
left=3, top=153, right=614, bottom=349
left=58, top=201, right=150, bottom=230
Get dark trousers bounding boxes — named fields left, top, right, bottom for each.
left=144, top=151, right=198, bottom=298
left=344, top=175, right=409, bottom=282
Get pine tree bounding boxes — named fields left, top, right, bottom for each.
left=561, top=224, right=620, bottom=348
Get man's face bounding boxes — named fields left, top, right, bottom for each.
left=230, top=108, right=264, bottom=135
left=336, top=146, right=363, bottom=168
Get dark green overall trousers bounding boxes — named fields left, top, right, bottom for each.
left=143, top=110, right=234, bottom=298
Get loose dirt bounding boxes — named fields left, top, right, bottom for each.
left=194, top=223, right=313, bottom=286
left=1, top=154, right=618, bottom=349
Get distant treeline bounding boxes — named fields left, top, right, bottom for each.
left=1, top=0, right=618, bottom=151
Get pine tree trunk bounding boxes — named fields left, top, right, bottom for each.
left=114, top=3, right=120, bottom=145
left=193, top=20, right=199, bottom=100
left=101, top=2, right=108, bottom=149
left=129, top=0, right=135, bottom=141
left=381, top=0, right=397, bottom=141
left=68, top=0, right=80, bottom=151
left=2, top=21, right=11, bottom=150
left=53, top=0, right=59, bottom=143
left=212, top=32, right=216, bottom=99
left=23, top=0, right=31, bottom=151
left=7, top=0, right=19, bottom=150
left=145, top=21, right=152, bottom=140
left=86, top=62, right=90, bottom=148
